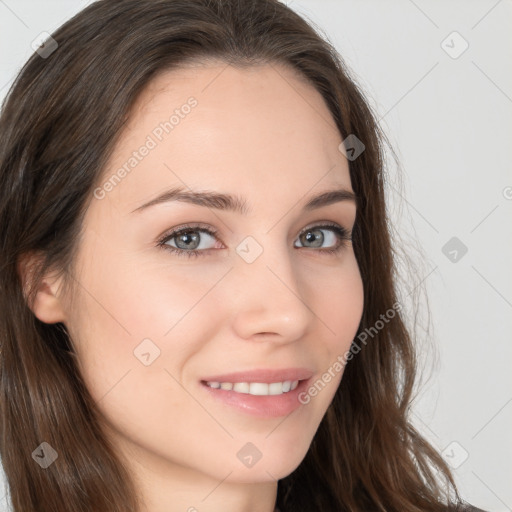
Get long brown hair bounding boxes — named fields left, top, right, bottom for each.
left=0, top=0, right=464, bottom=510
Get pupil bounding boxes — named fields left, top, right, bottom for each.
left=177, top=231, right=199, bottom=249
left=304, top=229, right=323, bottom=247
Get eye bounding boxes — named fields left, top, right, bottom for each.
left=157, top=223, right=220, bottom=258
left=157, top=221, right=352, bottom=259
left=293, top=223, right=352, bottom=254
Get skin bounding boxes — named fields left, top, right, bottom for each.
left=28, top=61, right=364, bottom=512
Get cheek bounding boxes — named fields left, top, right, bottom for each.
left=313, top=252, right=364, bottom=348
left=66, top=248, right=227, bottom=401
left=290, top=252, right=363, bottom=412
left=65, top=256, right=214, bottom=457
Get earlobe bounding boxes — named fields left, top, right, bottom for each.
left=17, top=252, right=67, bottom=324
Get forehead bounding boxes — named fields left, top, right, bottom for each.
left=101, top=61, right=352, bottom=214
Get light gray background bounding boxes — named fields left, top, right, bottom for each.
left=1, top=1, right=510, bottom=511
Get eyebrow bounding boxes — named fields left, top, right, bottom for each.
left=130, top=186, right=357, bottom=215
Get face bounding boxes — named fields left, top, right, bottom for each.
left=60, top=62, right=364, bottom=488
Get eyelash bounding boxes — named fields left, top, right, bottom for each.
left=156, top=222, right=352, bottom=259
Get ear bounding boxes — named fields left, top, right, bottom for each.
left=17, top=251, right=67, bottom=324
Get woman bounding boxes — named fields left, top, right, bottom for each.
left=0, top=1, right=486, bottom=511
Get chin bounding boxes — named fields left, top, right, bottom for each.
left=226, top=442, right=311, bottom=484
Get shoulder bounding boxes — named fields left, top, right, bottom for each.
left=274, top=503, right=487, bottom=512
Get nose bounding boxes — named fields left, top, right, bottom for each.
left=228, top=243, right=316, bottom=343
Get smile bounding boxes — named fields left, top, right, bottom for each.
left=204, top=380, right=300, bottom=395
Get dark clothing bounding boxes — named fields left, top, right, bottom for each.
left=274, top=503, right=488, bottom=512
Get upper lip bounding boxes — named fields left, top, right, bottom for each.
left=200, top=368, right=314, bottom=384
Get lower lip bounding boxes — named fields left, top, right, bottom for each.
left=199, top=379, right=311, bottom=417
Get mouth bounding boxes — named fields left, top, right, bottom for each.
left=201, top=379, right=300, bottom=396
left=198, top=369, right=314, bottom=417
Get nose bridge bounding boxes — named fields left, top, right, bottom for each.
left=229, top=234, right=314, bottom=340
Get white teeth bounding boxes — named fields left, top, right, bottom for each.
left=268, top=382, right=283, bottom=395
left=249, top=382, right=268, bottom=395
left=233, top=382, right=250, bottom=393
left=206, top=379, right=300, bottom=395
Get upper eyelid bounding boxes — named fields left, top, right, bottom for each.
left=158, top=223, right=218, bottom=243
left=158, top=221, right=351, bottom=246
